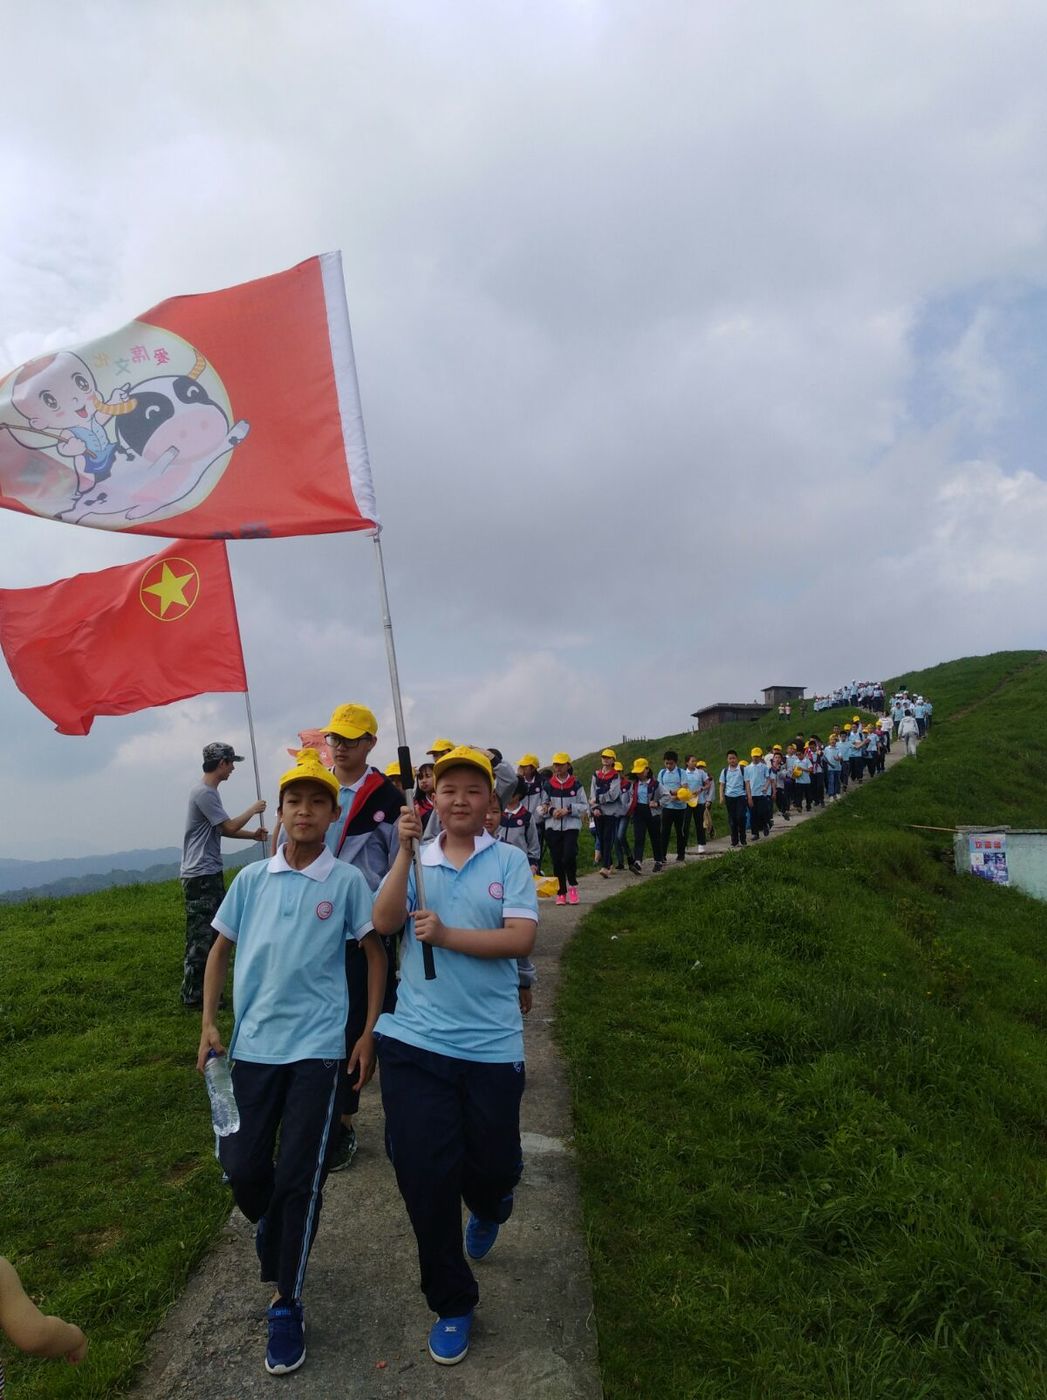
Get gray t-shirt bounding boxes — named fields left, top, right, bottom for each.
left=181, top=782, right=230, bottom=878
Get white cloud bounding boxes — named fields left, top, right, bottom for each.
left=2, top=0, right=1047, bottom=856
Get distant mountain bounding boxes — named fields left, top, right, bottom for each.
left=0, top=847, right=255, bottom=901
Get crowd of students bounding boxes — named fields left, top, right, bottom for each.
left=389, top=687, right=930, bottom=895
left=9, top=688, right=930, bottom=1387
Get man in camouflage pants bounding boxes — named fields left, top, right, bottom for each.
left=180, top=742, right=268, bottom=1007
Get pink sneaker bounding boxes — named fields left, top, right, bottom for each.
left=567, top=887, right=579, bottom=905
left=555, top=894, right=567, bottom=906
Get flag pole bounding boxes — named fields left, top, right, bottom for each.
left=242, top=688, right=267, bottom=862
left=371, top=527, right=435, bottom=979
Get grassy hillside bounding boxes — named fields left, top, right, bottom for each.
left=559, top=650, right=1047, bottom=1399
left=0, top=880, right=234, bottom=1399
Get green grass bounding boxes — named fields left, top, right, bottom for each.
left=0, top=880, right=235, bottom=1398
left=2, top=649, right=1043, bottom=1396
left=559, top=650, right=1047, bottom=1399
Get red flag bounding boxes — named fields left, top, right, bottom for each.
left=0, top=253, right=378, bottom=539
left=0, top=540, right=247, bottom=735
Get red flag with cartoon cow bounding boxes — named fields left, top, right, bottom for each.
left=0, top=252, right=378, bottom=538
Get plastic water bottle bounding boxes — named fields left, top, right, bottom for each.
left=204, top=1050, right=240, bottom=1137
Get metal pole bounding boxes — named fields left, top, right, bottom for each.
left=371, top=529, right=435, bottom=978
left=243, top=689, right=267, bottom=861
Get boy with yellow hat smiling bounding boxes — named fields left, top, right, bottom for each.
left=372, top=746, right=539, bottom=1367
left=196, top=750, right=386, bottom=1377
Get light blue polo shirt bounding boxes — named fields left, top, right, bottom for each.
left=213, top=846, right=375, bottom=1065
left=720, top=765, right=746, bottom=797
left=824, top=743, right=842, bottom=771
left=794, top=755, right=812, bottom=784
left=745, top=761, right=772, bottom=797
left=375, top=831, right=539, bottom=1063
left=658, top=767, right=686, bottom=808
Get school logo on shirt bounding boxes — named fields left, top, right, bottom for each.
left=316, top=900, right=334, bottom=920
left=373, top=810, right=385, bottom=823
left=488, top=881, right=504, bottom=899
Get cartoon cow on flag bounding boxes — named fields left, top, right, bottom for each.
left=0, top=345, right=249, bottom=526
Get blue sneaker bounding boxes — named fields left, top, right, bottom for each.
left=465, top=1213, right=500, bottom=1261
left=265, top=1298, right=305, bottom=1375
left=428, top=1311, right=473, bottom=1365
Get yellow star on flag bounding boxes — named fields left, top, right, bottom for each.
left=142, top=561, right=196, bottom=618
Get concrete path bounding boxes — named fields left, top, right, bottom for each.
left=129, top=738, right=908, bottom=1397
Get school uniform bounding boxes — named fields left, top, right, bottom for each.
left=375, top=833, right=539, bottom=1320
left=629, top=775, right=664, bottom=865
left=745, top=760, right=773, bottom=838
left=519, top=773, right=546, bottom=869
left=848, top=733, right=867, bottom=784
left=214, top=847, right=374, bottom=1304
left=498, top=804, right=541, bottom=865
left=541, top=775, right=589, bottom=895
left=589, top=769, right=624, bottom=871
left=719, top=764, right=747, bottom=846
left=658, top=766, right=688, bottom=860
left=770, top=755, right=790, bottom=819
left=326, top=768, right=405, bottom=1120
left=494, top=813, right=539, bottom=991
left=792, top=755, right=813, bottom=811
left=864, top=730, right=880, bottom=777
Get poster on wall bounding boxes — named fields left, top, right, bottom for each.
left=968, top=834, right=1009, bottom=886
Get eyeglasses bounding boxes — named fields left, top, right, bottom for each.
left=324, top=733, right=367, bottom=749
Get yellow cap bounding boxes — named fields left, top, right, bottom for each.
left=739, top=759, right=748, bottom=767
left=793, top=765, right=803, bottom=777
left=614, top=761, right=623, bottom=772
left=772, top=744, right=782, bottom=751
left=630, top=758, right=649, bottom=775
left=428, top=737, right=455, bottom=756
left=843, top=723, right=852, bottom=731
left=279, top=748, right=340, bottom=800
left=551, top=751, right=571, bottom=765
left=384, top=761, right=401, bottom=778
left=518, top=754, right=539, bottom=769
left=696, top=759, right=707, bottom=768
left=325, top=703, right=377, bottom=740
left=750, top=746, right=763, bottom=758
left=852, top=715, right=860, bottom=723
left=600, top=748, right=617, bottom=760
left=434, top=744, right=494, bottom=787
left=676, top=786, right=698, bottom=807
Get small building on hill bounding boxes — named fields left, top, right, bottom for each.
left=692, top=702, right=770, bottom=731
left=762, top=684, right=806, bottom=706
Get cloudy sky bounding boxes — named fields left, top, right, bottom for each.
left=1, top=1, right=1045, bottom=859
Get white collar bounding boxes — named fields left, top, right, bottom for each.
left=267, top=845, right=337, bottom=882
left=420, top=830, right=495, bottom=868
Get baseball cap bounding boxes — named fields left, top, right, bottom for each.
left=600, top=747, right=617, bottom=760
left=614, top=761, right=623, bottom=772
left=279, top=748, right=340, bottom=800
left=750, top=746, right=763, bottom=758
left=433, top=745, right=494, bottom=787
left=696, top=759, right=707, bottom=768
left=202, top=741, right=243, bottom=764
left=385, top=761, right=401, bottom=778
left=518, top=753, right=540, bottom=768
left=630, top=758, right=649, bottom=774
left=428, top=737, right=455, bottom=756
left=325, top=703, right=377, bottom=740
left=551, top=751, right=571, bottom=765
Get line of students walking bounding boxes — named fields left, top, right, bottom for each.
left=495, top=697, right=927, bottom=889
